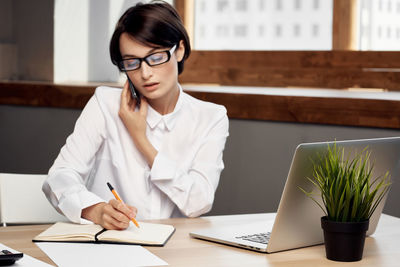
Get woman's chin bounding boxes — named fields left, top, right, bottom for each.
left=141, top=91, right=162, bottom=101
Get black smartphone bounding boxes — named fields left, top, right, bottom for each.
left=125, top=73, right=141, bottom=107
left=0, top=250, right=23, bottom=266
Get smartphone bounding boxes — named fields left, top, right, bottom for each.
left=125, top=73, right=141, bottom=107
left=0, top=250, right=23, bottom=265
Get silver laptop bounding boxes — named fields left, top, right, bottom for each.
left=190, top=137, right=400, bottom=253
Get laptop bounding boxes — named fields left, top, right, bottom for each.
left=190, top=137, right=400, bottom=253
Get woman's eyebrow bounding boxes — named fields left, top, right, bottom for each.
left=122, top=47, right=164, bottom=59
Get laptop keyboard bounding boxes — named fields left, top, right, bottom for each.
left=235, top=232, right=271, bottom=245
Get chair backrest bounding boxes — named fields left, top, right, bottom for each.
left=0, top=173, right=67, bottom=225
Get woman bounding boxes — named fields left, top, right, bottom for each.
left=43, top=1, right=229, bottom=230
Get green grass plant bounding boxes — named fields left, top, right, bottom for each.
left=300, top=143, right=391, bottom=222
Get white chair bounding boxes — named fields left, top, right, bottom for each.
left=0, top=173, right=67, bottom=226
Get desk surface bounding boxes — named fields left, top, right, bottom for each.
left=0, top=213, right=399, bottom=267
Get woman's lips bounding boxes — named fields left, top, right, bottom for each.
left=143, top=82, right=159, bottom=91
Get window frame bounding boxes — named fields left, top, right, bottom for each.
left=175, top=0, right=400, bottom=91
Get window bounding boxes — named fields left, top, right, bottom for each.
left=236, top=0, right=247, bottom=11
left=216, top=25, right=229, bottom=37
left=312, top=24, right=319, bottom=37
left=199, top=25, right=206, bottom=38
left=294, top=0, right=301, bottom=10
left=217, top=0, right=229, bottom=12
left=259, top=0, right=265, bottom=10
left=176, top=0, right=400, bottom=92
left=360, top=0, right=400, bottom=50
left=313, top=0, right=320, bottom=10
left=276, top=0, right=283, bottom=10
left=275, top=24, right=282, bottom=37
left=259, top=25, right=265, bottom=36
left=293, top=24, right=301, bottom=37
left=234, top=25, right=247, bottom=37
left=193, top=0, right=333, bottom=50
left=200, top=1, right=207, bottom=12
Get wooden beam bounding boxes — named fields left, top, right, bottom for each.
left=0, top=82, right=94, bottom=109
left=174, top=0, right=194, bottom=48
left=180, top=51, right=400, bottom=90
left=188, top=91, right=400, bottom=129
left=332, top=0, right=359, bottom=50
left=2, top=81, right=400, bottom=129
left=174, top=0, right=185, bottom=22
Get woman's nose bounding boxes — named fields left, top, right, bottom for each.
left=140, top=61, right=153, bottom=80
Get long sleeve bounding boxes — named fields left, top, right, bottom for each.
left=43, top=86, right=229, bottom=221
left=150, top=108, right=229, bottom=217
left=43, top=94, right=107, bottom=223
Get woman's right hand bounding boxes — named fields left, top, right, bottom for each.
left=81, top=200, right=137, bottom=230
left=119, top=80, right=148, bottom=143
left=119, top=80, right=157, bottom=167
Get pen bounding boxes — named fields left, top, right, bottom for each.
left=106, top=182, right=140, bottom=228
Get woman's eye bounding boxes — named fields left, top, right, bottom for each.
left=125, top=59, right=140, bottom=69
left=148, top=53, right=166, bottom=64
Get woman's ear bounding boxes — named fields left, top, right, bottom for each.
left=176, top=40, right=185, bottom=62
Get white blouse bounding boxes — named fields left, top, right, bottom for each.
left=43, top=85, right=229, bottom=223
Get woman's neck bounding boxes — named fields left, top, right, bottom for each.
left=148, top=85, right=180, bottom=115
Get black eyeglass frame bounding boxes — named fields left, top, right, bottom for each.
left=118, top=45, right=177, bottom=71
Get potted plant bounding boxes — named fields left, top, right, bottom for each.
left=300, top=142, right=391, bottom=262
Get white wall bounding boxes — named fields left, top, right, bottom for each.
left=54, top=0, right=152, bottom=83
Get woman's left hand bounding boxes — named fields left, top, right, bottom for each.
left=119, top=80, right=148, bottom=143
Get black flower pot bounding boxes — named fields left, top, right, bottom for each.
left=321, top=216, right=369, bottom=262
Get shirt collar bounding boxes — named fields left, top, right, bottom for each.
left=146, top=84, right=184, bottom=131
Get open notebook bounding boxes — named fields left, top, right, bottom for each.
left=33, top=222, right=175, bottom=246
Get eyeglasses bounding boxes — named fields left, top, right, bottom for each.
left=119, top=45, right=177, bottom=71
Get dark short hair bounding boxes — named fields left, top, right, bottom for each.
left=110, top=1, right=191, bottom=75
